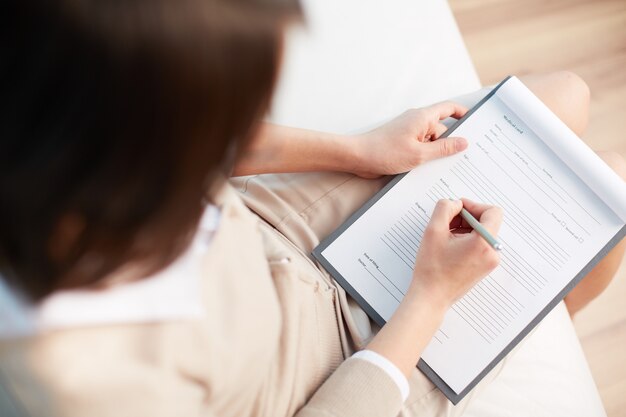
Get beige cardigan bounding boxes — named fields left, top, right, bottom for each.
left=0, top=182, right=408, bottom=417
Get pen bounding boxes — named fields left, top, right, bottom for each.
left=454, top=201, right=503, bottom=251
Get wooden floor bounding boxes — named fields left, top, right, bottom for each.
left=448, top=0, right=626, bottom=415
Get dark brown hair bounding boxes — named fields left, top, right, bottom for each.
left=0, top=0, right=301, bottom=301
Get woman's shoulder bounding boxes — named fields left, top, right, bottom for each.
left=0, top=267, right=281, bottom=417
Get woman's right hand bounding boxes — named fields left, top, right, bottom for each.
left=365, top=198, right=502, bottom=378
left=410, top=198, right=503, bottom=311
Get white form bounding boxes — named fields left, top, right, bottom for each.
left=319, top=77, right=626, bottom=395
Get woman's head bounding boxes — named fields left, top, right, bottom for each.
left=0, top=0, right=301, bottom=301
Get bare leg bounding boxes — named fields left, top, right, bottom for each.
left=565, top=151, right=626, bottom=315
left=518, top=71, right=626, bottom=315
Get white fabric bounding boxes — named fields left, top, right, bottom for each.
left=0, top=205, right=220, bottom=339
left=269, top=0, right=481, bottom=134
left=0, top=279, right=35, bottom=338
left=353, top=350, right=410, bottom=402
left=464, top=302, right=607, bottom=417
left=269, top=0, right=606, bottom=415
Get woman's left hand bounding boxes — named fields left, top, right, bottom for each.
left=347, top=101, right=469, bottom=179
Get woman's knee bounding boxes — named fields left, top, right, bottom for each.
left=596, top=150, right=626, bottom=180
left=519, top=71, right=590, bottom=136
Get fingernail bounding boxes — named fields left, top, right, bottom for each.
left=455, top=137, right=468, bottom=151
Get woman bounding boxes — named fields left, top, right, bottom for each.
left=1, top=1, right=625, bottom=416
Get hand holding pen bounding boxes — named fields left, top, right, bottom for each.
left=409, top=198, right=503, bottom=308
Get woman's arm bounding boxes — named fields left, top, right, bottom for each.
left=232, top=124, right=358, bottom=176
left=232, top=102, right=469, bottom=178
left=365, top=198, right=502, bottom=376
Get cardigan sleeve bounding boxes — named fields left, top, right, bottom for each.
left=295, top=357, right=404, bottom=417
left=352, top=350, right=410, bottom=402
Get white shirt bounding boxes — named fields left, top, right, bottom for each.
left=0, top=204, right=409, bottom=401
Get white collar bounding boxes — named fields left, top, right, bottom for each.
left=0, top=205, right=220, bottom=339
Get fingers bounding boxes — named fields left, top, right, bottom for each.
left=419, top=136, right=468, bottom=161
left=459, top=198, right=492, bottom=217
left=460, top=198, right=503, bottom=235
left=428, top=101, right=468, bottom=121
left=477, top=206, right=503, bottom=236
left=433, top=123, right=448, bottom=139
left=428, top=199, right=463, bottom=232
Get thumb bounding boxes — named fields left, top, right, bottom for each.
left=420, top=137, right=468, bottom=162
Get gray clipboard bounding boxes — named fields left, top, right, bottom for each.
left=312, top=76, right=626, bottom=404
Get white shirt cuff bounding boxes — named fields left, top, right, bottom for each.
left=352, top=350, right=410, bottom=402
